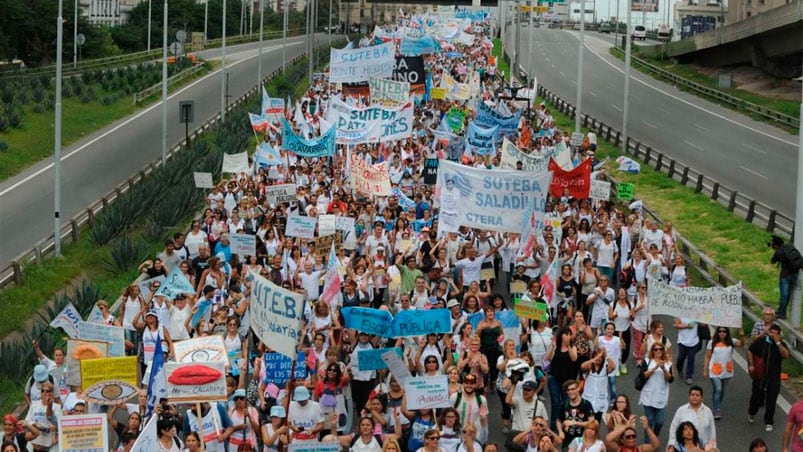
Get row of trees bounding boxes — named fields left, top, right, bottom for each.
left=0, top=0, right=330, bottom=67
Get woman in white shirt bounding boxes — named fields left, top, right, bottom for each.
left=594, top=231, right=619, bottom=283
left=638, top=342, right=674, bottom=436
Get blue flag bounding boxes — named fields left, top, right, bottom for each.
left=256, top=142, right=282, bottom=167
left=146, top=334, right=167, bottom=417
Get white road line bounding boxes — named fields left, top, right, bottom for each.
left=732, top=352, right=791, bottom=414
left=655, top=106, right=671, bottom=115
left=0, top=41, right=302, bottom=198
left=611, top=104, right=623, bottom=112
left=642, top=121, right=658, bottom=129
left=577, top=35, right=797, bottom=147
left=739, top=165, right=767, bottom=179
left=684, top=140, right=704, bottom=151
left=551, top=64, right=556, bottom=69
left=559, top=71, right=565, bottom=76
left=743, top=143, right=767, bottom=154
left=589, top=91, right=598, bottom=97
left=695, top=124, right=712, bottom=132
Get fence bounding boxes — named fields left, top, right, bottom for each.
left=132, top=62, right=207, bottom=104
left=611, top=48, right=799, bottom=129
left=0, top=42, right=333, bottom=290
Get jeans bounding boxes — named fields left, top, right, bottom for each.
left=642, top=405, right=666, bottom=437
left=676, top=343, right=699, bottom=379
left=547, top=375, right=567, bottom=431
left=710, top=377, right=729, bottom=411
left=608, top=375, right=617, bottom=402
left=777, top=272, right=799, bottom=317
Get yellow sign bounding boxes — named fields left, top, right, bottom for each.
left=431, top=87, right=447, bottom=100
left=80, top=356, right=138, bottom=391
left=535, top=6, right=549, bottom=12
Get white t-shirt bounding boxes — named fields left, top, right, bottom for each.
left=288, top=400, right=324, bottom=431
left=510, top=395, right=549, bottom=431
left=298, top=271, right=323, bottom=301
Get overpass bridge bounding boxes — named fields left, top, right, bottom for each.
left=651, top=1, right=802, bottom=77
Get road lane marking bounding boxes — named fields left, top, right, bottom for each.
left=551, top=64, right=555, bottom=69
left=611, top=104, right=623, bottom=112
left=559, top=71, right=565, bottom=76
left=0, top=41, right=304, bottom=198
left=589, top=91, right=597, bottom=97
left=743, top=143, right=767, bottom=154
left=684, top=140, right=704, bottom=151
left=695, top=124, right=711, bottom=132
left=642, top=121, right=658, bottom=129
left=739, top=165, right=767, bottom=179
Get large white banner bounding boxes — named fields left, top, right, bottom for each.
left=647, top=279, right=743, bottom=328
left=325, top=97, right=414, bottom=145
left=436, top=160, right=552, bottom=233
left=222, top=152, right=249, bottom=174
left=499, top=138, right=554, bottom=174
left=250, top=274, right=305, bottom=359
left=350, top=154, right=392, bottom=196
left=329, top=41, right=396, bottom=83
left=369, top=77, right=410, bottom=105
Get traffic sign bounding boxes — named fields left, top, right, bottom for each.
left=176, top=30, right=187, bottom=43
left=76, top=33, right=86, bottom=46
left=169, top=42, right=183, bottom=56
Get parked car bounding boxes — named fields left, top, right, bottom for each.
left=573, top=23, right=582, bottom=30
left=632, top=25, right=646, bottom=40
left=599, top=22, right=611, bottom=33
left=657, top=24, right=671, bottom=40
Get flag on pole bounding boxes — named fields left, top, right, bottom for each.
left=261, top=87, right=270, bottom=116
left=320, top=242, right=342, bottom=304
left=256, top=142, right=282, bottom=167
left=49, top=302, right=82, bottom=338
left=86, top=304, right=104, bottom=324
left=249, top=112, right=269, bottom=132
left=146, top=334, right=167, bottom=417
left=540, top=259, right=558, bottom=306
left=518, top=200, right=537, bottom=257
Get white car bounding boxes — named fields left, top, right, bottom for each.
left=632, top=25, right=646, bottom=40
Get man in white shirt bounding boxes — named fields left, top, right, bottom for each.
left=666, top=386, right=716, bottom=451
left=455, top=246, right=498, bottom=289
left=296, top=261, right=323, bottom=302
left=288, top=386, right=324, bottom=441
left=641, top=219, right=664, bottom=251
left=365, top=222, right=391, bottom=259
left=506, top=380, right=549, bottom=432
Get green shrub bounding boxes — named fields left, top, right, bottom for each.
left=32, top=86, right=45, bottom=103
left=102, top=95, right=115, bottom=106
left=6, top=109, right=22, bottom=128
left=0, top=141, right=8, bottom=152
left=0, top=114, right=7, bottom=133
left=32, top=103, right=44, bottom=114
left=103, top=236, right=149, bottom=274
left=62, top=84, right=74, bottom=98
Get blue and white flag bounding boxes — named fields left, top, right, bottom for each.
left=475, top=100, right=521, bottom=138
left=466, top=121, right=499, bottom=156
left=155, top=266, right=196, bottom=300
left=256, top=142, right=282, bottom=167
left=146, top=334, right=167, bottom=417
left=50, top=302, right=82, bottom=338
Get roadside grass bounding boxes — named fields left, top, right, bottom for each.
left=492, top=38, right=511, bottom=81
left=609, top=47, right=800, bottom=134
left=0, top=61, right=215, bottom=181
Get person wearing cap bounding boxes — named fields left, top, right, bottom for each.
left=449, top=374, right=489, bottom=443
left=135, top=308, right=172, bottom=377
left=506, top=379, right=550, bottom=440
left=24, top=364, right=56, bottom=406
left=261, top=406, right=289, bottom=452
left=288, top=386, right=324, bottom=440
left=228, top=389, right=260, bottom=452
left=183, top=402, right=234, bottom=452
left=24, top=381, right=61, bottom=452
left=448, top=299, right=467, bottom=332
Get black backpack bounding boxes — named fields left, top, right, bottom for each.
left=783, top=245, right=803, bottom=272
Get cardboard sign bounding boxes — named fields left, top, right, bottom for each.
left=285, top=215, right=317, bottom=239
left=590, top=179, right=611, bottom=201
left=59, top=414, right=108, bottom=452
left=165, top=361, right=227, bottom=402
left=424, top=158, right=439, bottom=185
left=172, top=335, right=229, bottom=364
left=263, top=351, right=308, bottom=386
left=80, top=356, right=139, bottom=391
left=265, top=184, right=297, bottom=205
left=315, top=232, right=342, bottom=256
left=76, top=321, right=125, bottom=357
left=83, top=379, right=140, bottom=405
left=66, top=340, right=110, bottom=387
left=403, top=376, right=450, bottom=410
left=648, top=279, right=743, bottom=328
left=514, top=299, right=549, bottom=321
left=222, top=152, right=249, bottom=174
left=617, top=183, right=634, bottom=200
left=230, top=233, right=257, bottom=256
left=318, top=214, right=337, bottom=237
left=431, top=87, right=447, bottom=100
left=510, top=281, right=527, bottom=295
left=357, top=347, right=403, bottom=371
left=382, top=349, right=412, bottom=382
left=570, top=132, right=584, bottom=147
left=193, top=172, right=214, bottom=188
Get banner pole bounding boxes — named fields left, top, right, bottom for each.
left=196, top=403, right=205, bottom=452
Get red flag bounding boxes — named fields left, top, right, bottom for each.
left=548, top=158, right=592, bottom=199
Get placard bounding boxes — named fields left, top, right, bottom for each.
left=59, top=414, right=108, bottom=452
left=388, top=309, right=452, bottom=337
left=570, top=132, right=584, bottom=147
left=514, top=299, right=549, bottom=321
left=318, top=214, right=337, bottom=237
left=431, top=87, right=447, bottom=100
left=80, top=356, right=139, bottom=391
left=315, top=232, right=342, bottom=256
left=288, top=442, right=342, bottom=452
left=357, top=347, right=403, bottom=371
left=617, top=183, right=634, bottom=200
left=285, top=215, right=317, bottom=239
left=329, top=41, right=395, bottom=83
left=130, top=412, right=158, bottom=452
left=423, top=158, right=439, bottom=185
left=382, top=349, right=412, bottom=382
left=263, top=351, right=308, bottom=386
left=172, top=334, right=229, bottom=364
left=350, top=153, right=392, bottom=195
left=647, top=279, right=742, bottom=327
left=83, top=379, right=139, bottom=405
left=250, top=275, right=305, bottom=358
left=230, top=233, right=257, bottom=256
left=480, top=268, right=496, bottom=281
left=403, top=376, right=450, bottom=410
left=193, top=172, right=214, bottom=188
left=222, top=152, right=249, bottom=174
left=510, top=281, right=527, bottom=294
left=265, top=184, right=297, bottom=205
left=76, top=321, right=125, bottom=357
left=66, top=340, right=110, bottom=387
left=165, top=361, right=227, bottom=402
left=590, top=179, right=611, bottom=201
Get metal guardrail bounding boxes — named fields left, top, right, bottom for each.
left=132, top=63, right=206, bottom=104
left=612, top=48, right=800, bottom=129
left=537, top=86, right=795, bottom=238
left=0, top=43, right=330, bottom=290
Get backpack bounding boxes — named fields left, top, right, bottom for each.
left=454, top=390, right=483, bottom=410
left=783, top=245, right=803, bottom=272
left=634, top=361, right=649, bottom=391
left=619, top=259, right=635, bottom=288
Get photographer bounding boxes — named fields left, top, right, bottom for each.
left=769, top=235, right=801, bottom=320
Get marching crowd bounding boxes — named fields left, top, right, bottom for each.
left=3, top=10, right=800, bottom=452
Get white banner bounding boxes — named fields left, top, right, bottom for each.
left=193, top=172, right=214, bottom=188
left=369, top=77, right=410, bottom=105
left=229, top=233, right=256, bottom=256
left=285, top=215, right=317, bottom=239
left=222, top=152, right=249, bottom=174
left=436, top=160, right=552, bottom=233
left=440, top=72, right=471, bottom=101
left=647, top=279, right=743, bottom=328
left=350, top=154, right=392, bottom=196
left=403, top=376, right=451, bottom=410
left=165, top=361, right=227, bottom=402
left=250, top=275, right=305, bottom=358
left=326, top=97, right=414, bottom=145
left=329, top=41, right=396, bottom=83
left=318, top=214, right=337, bottom=237
left=172, top=335, right=229, bottom=364
left=499, top=138, right=566, bottom=174
left=590, top=179, right=611, bottom=201
left=264, top=184, right=297, bottom=205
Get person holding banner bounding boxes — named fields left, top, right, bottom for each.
left=183, top=402, right=234, bottom=452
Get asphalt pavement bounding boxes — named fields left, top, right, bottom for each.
left=510, top=27, right=798, bottom=217
left=0, top=34, right=339, bottom=267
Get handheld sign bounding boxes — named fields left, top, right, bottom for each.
left=617, top=183, right=634, bottom=201
left=250, top=274, right=304, bottom=359
left=165, top=361, right=227, bottom=402
left=357, top=347, right=403, bottom=371
left=193, top=172, right=214, bottom=188
left=403, top=376, right=450, bottom=410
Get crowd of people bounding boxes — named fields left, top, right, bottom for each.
left=2, top=10, right=797, bottom=452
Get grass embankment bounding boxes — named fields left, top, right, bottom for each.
left=609, top=47, right=800, bottom=134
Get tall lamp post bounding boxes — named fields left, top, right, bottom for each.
left=621, top=0, right=634, bottom=151
left=161, top=0, right=168, bottom=165
left=148, top=0, right=152, bottom=52
left=574, top=0, right=585, bottom=133
left=204, top=0, right=208, bottom=42
left=221, top=0, right=227, bottom=123
left=282, top=0, right=288, bottom=71
left=792, top=69, right=803, bottom=327
left=257, top=0, right=264, bottom=84
left=55, top=0, right=64, bottom=257
left=73, top=0, right=78, bottom=68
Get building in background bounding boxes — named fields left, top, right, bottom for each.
left=727, top=0, right=788, bottom=23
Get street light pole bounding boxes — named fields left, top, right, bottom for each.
left=204, top=0, right=208, bottom=42
left=148, top=0, right=152, bottom=52
left=622, top=0, right=633, bottom=151
left=55, top=0, right=64, bottom=257
left=282, top=0, right=288, bottom=71
left=162, top=0, right=168, bottom=166
left=574, top=0, right=585, bottom=133
left=257, top=0, right=264, bottom=85
left=515, top=0, right=521, bottom=79
left=528, top=0, right=534, bottom=80
left=221, top=0, right=227, bottom=123
left=73, top=0, right=78, bottom=68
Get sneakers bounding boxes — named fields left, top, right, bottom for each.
left=714, top=409, right=722, bottom=420
left=766, top=424, right=773, bottom=432
left=748, top=415, right=755, bottom=424
left=620, top=364, right=628, bottom=375
left=685, top=378, right=693, bottom=385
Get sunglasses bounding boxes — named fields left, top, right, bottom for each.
left=535, top=423, right=546, bottom=427
left=426, top=437, right=439, bottom=441
left=41, top=389, right=53, bottom=393
left=623, top=434, right=637, bottom=439
left=462, top=430, right=475, bottom=434
left=523, top=387, right=534, bottom=392
left=652, top=347, right=664, bottom=351
left=426, top=360, right=438, bottom=364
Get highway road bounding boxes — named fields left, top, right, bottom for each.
left=0, top=34, right=339, bottom=267
left=510, top=27, right=799, bottom=217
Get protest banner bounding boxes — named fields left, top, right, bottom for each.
left=335, top=216, right=355, bottom=233
left=222, top=152, right=249, bottom=174
left=548, top=158, right=592, bottom=199
left=285, top=215, right=317, bottom=239
left=263, top=351, right=308, bottom=386
left=59, top=414, right=107, bottom=452
left=436, top=160, right=552, bottom=233
left=617, top=183, right=634, bottom=200
left=350, top=153, right=392, bottom=196
left=326, top=97, right=414, bottom=145
left=431, top=87, right=447, bottom=100
left=389, top=309, right=452, bottom=337
left=288, top=442, right=342, bottom=452
left=382, top=349, right=412, bottom=382
left=264, top=184, right=297, bottom=205
left=356, top=347, right=403, bottom=371
left=590, top=179, right=612, bottom=201
left=80, top=356, right=138, bottom=391
left=193, top=172, right=214, bottom=188
left=341, top=307, right=394, bottom=336
left=475, top=99, right=521, bottom=137
left=165, top=361, right=227, bottom=402
left=50, top=302, right=82, bottom=338
left=173, top=335, right=229, bottom=364
left=281, top=118, right=336, bottom=157
left=318, top=214, right=337, bottom=237
left=230, top=233, right=256, bottom=256
left=369, top=77, right=410, bottom=105
left=466, top=121, right=499, bottom=156
left=499, top=138, right=556, bottom=175
left=155, top=266, right=196, bottom=300
left=83, top=379, right=139, bottom=405
left=130, top=413, right=157, bottom=452
left=315, top=232, right=342, bottom=257
left=66, top=340, right=110, bottom=387
left=76, top=321, right=125, bottom=356
left=423, top=158, right=439, bottom=185
left=647, top=279, right=743, bottom=327
left=138, top=275, right=165, bottom=299
left=631, top=0, right=659, bottom=12
left=513, top=299, right=549, bottom=321
left=400, top=35, right=439, bottom=56
left=263, top=96, right=285, bottom=122
left=329, top=41, right=395, bottom=83
left=403, top=376, right=450, bottom=410
left=250, top=274, right=305, bottom=358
